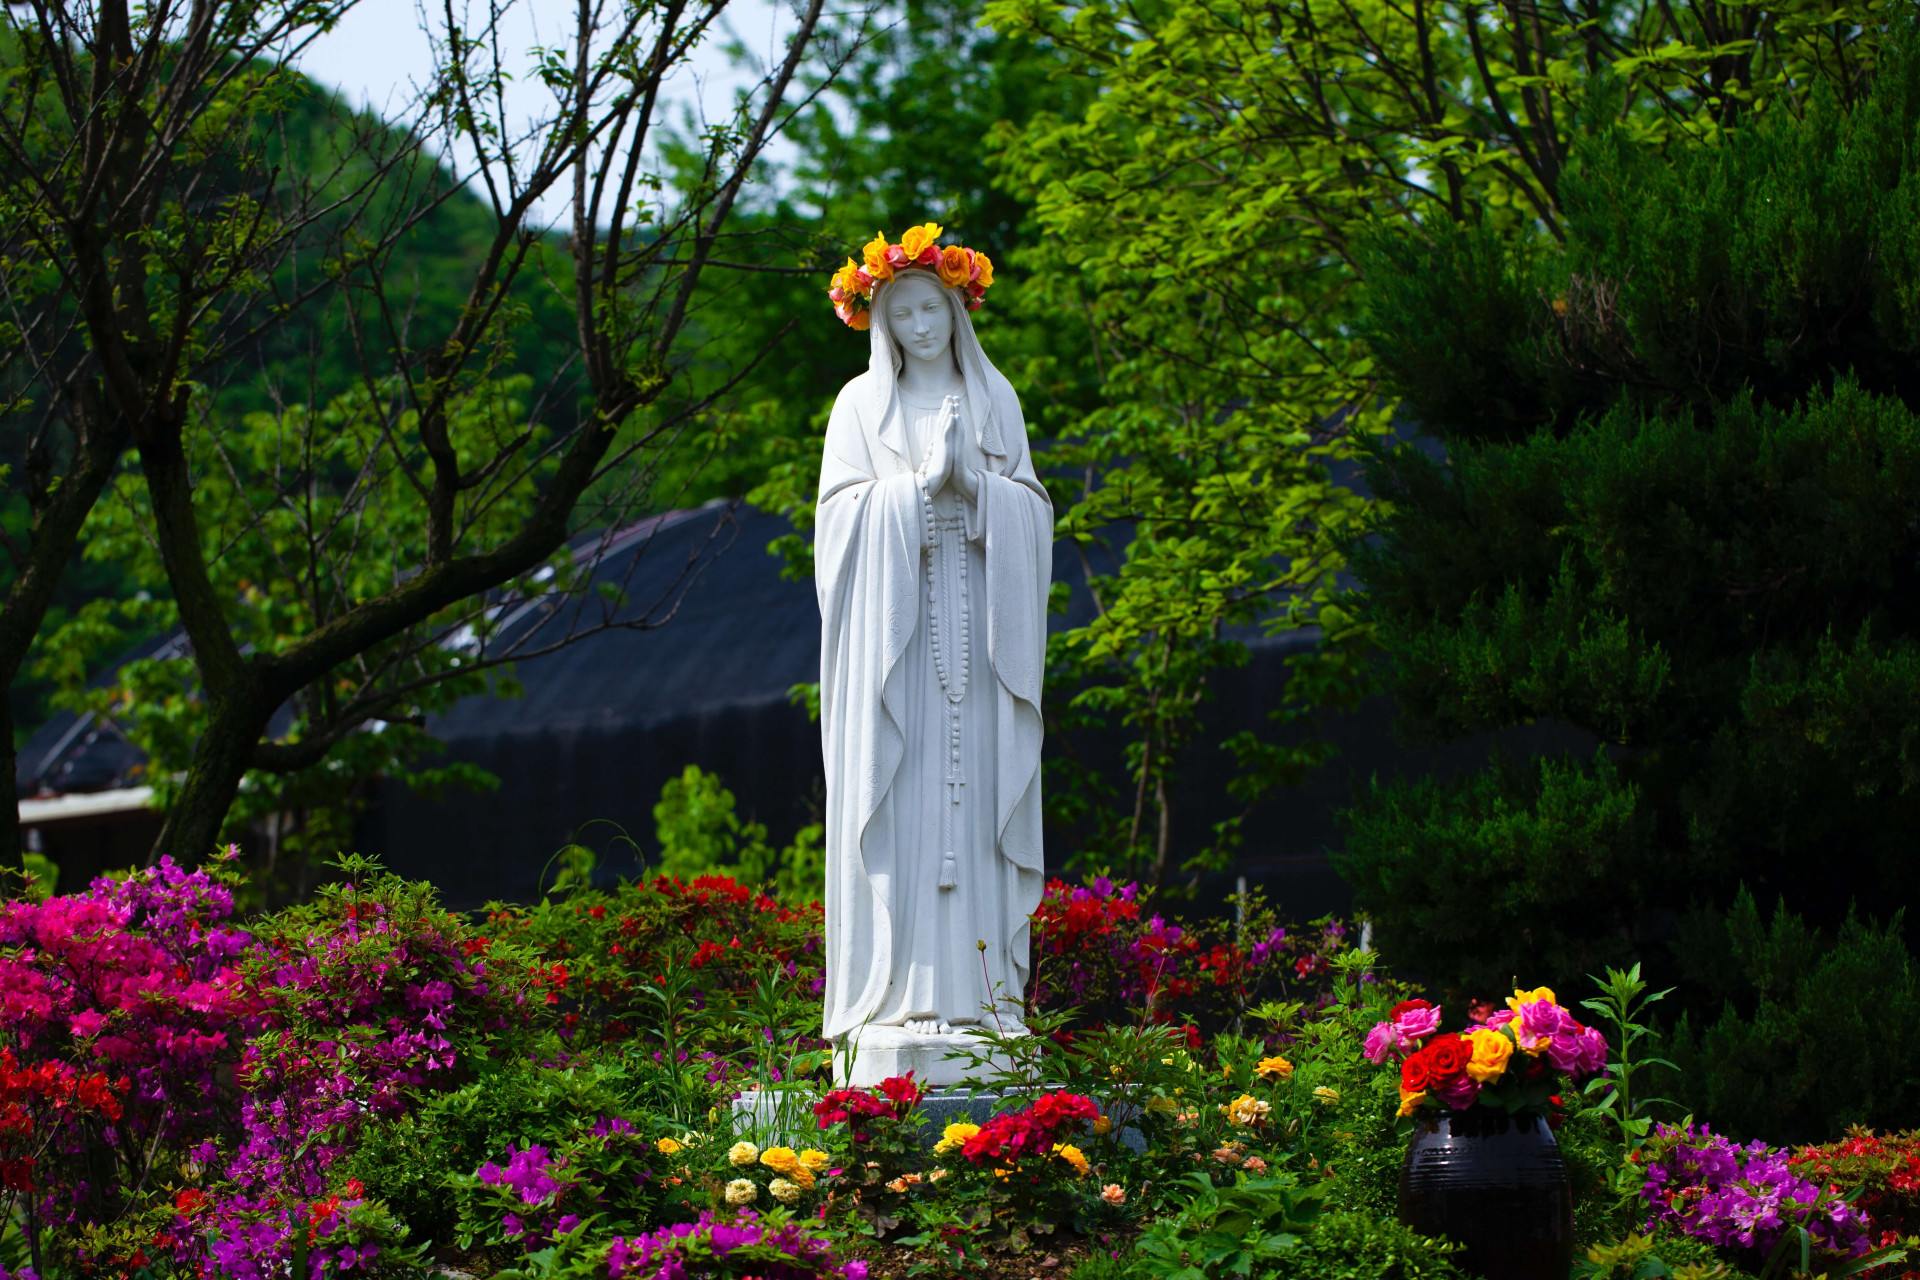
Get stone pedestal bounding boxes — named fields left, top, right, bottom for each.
left=834, top=1024, right=1018, bottom=1088
left=731, top=1085, right=1146, bottom=1153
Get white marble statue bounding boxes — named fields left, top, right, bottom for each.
left=815, top=251, right=1052, bottom=1087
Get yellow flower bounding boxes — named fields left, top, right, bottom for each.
left=727, top=1141, right=759, bottom=1167
left=798, top=1149, right=831, bottom=1171
left=724, top=1178, right=757, bottom=1205
left=1145, top=1096, right=1178, bottom=1115
left=1221, top=1094, right=1271, bottom=1127
left=1507, top=986, right=1557, bottom=1014
left=1397, top=1086, right=1427, bottom=1117
left=1313, top=1086, right=1341, bottom=1106
left=862, top=232, right=894, bottom=282
left=769, top=1176, right=801, bottom=1204
left=936, top=245, right=973, bottom=288
left=1255, top=1055, right=1294, bottom=1081
left=828, top=257, right=865, bottom=301
left=655, top=1137, right=683, bottom=1155
left=846, top=308, right=871, bottom=331
left=898, top=222, right=943, bottom=264
left=934, top=1121, right=980, bottom=1154
left=1091, top=1115, right=1113, bottom=1137
left=1466, top=1027, right=1514, bottom=1083
left=1054, top=1143, right=1090, bottom=1177
left=760, top=1147, right=798, bottom=1174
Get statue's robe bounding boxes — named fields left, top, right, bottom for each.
left=815, top=369, right=1051, bottom=1042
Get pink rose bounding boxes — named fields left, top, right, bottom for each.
left=1434, top=1073, right=1482, bottom=1110
left=1549, top=1024, right=1609, bottom=1077
left=1364, top=1021, right=1400, bottom=1064
left=1514, top=999, right=1568, bottom=1047
left=1393, top=1003, right=1443, bottom=1041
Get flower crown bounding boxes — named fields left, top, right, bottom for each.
left=827, top=222, right=995, bottom=330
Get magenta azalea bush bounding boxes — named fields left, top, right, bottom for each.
left=1639, top=1121, right=1876, bottom=1262
left=607, top=1209, right=867, bottom=1280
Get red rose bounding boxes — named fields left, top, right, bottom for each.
left=1401, top=1046, right=1438, bottom=1093
left=1423, top=1034, right=1472, bottom=1082
left=1390, top=998, right=1435, bottom=1021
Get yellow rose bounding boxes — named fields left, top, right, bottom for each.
left=937, top=245, right=973, bottom=288
left=656, top=1136, right=683, bottom=1155
left=1313, top=1086, right=1340, bottom=1106
left=1466, top=1027, right=1514, bottom=1083
left=759, top=1146, right=800, bottom=1176
left=899, top=221, right=943, bottom=264
left=1221, top=1094, right=1271, bottom=1127
left=798, top=1149, right=830, bottom=1171
left=1255, top=1055, right=1294, bottom=1081
left=789, top=1163, right=816, bottom=1191
left=1053, top=1143, right=1090, bottom=1177
left=934, top=1121, right=980, bottom=1154
left=862, top=232, right=894, bottom=282
left=1397, top=1086, right=1426, bottom=1117
left=1091, top=1115, right=1113, bottom=1136
left=1507, top=986, right=1557, bottom=1014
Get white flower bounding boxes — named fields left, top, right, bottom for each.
left=769, top=1177, right=801, bottom=1204
left=724, top=1178, right=758, bottom=1205
left=728, top=1141, right=760, bottom=1168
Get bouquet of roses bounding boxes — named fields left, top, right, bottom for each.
left=1365, top=987, right=1610, bottom=1117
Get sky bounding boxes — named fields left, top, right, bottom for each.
left=294, top=0, right=796, bottom=226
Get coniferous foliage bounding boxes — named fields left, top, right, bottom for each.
left=1340, top=29, right=1920, bottom=1016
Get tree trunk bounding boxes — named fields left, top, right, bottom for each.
left=0, top=402, right=129, bottom=874
left=146, top=691, right=268, bottom=866
left=0, top=702, right=18, bottom=878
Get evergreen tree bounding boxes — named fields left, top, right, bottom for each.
left=1340, top=28, right=1920, bottom=997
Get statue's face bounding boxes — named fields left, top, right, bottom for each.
left=883, top=271, right=954, bottom=364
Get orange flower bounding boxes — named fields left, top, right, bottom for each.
left=937, top=245, right=973, bottom=288
left=847, top=308, right=871, bottom=331
left=862, top=232, right=894, bottom=282
left=971, top=249, right=995, bottom=289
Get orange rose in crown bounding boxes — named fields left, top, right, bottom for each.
left=826, top=223, right=996, bottom=328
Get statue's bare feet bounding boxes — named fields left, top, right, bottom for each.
left=905, top=1016, right=950, bottom=1036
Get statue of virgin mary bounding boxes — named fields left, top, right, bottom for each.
left=815, top=229, right=1051, bottom=1086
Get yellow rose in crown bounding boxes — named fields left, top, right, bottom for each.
left=862, top=232, right=895, bottom=283
left=897, top=222, right=943, bottom=265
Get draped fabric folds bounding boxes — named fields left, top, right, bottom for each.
left=816, top=368, right=1051, bottom=1042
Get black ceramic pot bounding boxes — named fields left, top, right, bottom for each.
left=1397, top=1109, right=1574, bottom=1280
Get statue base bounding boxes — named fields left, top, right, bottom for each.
left=730, top=1085, right=1147, bottom=1153
left=834, top=1023, right=1022, bottom=1088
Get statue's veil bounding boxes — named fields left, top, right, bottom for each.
left=866, top=270, right=1007, bottom=459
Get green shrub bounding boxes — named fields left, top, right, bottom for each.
left=344, top=1056, right=650, bottom=1247
left=1281, top=1209, right=1467, bottom=1280
left=1659, top=889, right=1920, bottom=1142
